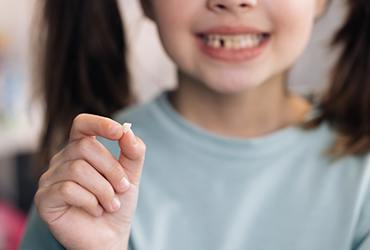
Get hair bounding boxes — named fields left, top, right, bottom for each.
left=307, top=0, right=370, bottom=157
left=36, top=0, right=131, bottom=172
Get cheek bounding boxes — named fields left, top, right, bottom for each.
left=152, top=0, right=198, bottom=30
left=267, top=1, right=317, bottom=62
left=152, top=1, right=193, bottom=55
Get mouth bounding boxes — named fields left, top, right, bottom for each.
left=195, top=27, right=271, bottom=63
left=197, top=33, right=270, bottom=50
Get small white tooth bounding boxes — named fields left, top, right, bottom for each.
left=234, top=37, right=241, bottom=49
left=251, top=35, right=259, bottom=46
left=122, top=123, right=132, bottom=133
left=241, top=37, right=247, bottom=48
left=246, top=36, right=254, bottom=48
left=231, top=37, right=236, bottom=49
left=215, top=35, right=221, bottom=47
left=224, top=37, right=232, bottom=49
left=213, top=39, right=221, bottom=48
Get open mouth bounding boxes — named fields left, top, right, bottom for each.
left=198, top=33, right=270, bottom=50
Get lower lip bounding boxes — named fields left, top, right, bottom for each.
left=196, top=35, right=269, bottom=63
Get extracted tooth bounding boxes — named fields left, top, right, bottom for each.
left=122, top=123, right=132, bottom=133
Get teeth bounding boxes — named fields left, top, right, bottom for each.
left=203, top=34, right=266, bottom=50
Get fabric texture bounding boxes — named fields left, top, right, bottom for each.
left=20, top=92, right=370, bottom=250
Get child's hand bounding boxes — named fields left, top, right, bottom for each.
left=34, top=114, right=146, bottom=250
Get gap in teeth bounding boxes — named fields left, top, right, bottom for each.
left=204, top=34, right=265, bottom=50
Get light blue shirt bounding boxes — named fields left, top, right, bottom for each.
left=21, top=92, right=370, bottom=250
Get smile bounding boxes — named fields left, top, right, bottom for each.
left=199, top=33, right=270, bottom=50
left=195, top=29, right=271, bottom=63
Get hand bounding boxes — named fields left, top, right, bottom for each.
left=34, top=114, right=146, bottom=250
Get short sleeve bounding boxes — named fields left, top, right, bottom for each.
left=354, top=195, right=370, bottom=250
left=356, top=237, right=370, bottom=250
left=353, top=155, right=370, bottom=250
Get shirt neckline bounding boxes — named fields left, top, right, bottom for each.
left=149, top=91, right=328, bottom=159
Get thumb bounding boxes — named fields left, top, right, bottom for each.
left=119, top=123, right=146, bottom=186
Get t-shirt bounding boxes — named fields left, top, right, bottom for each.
left=20, top=92, right=370, bottom=250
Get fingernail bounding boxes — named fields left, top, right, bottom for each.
left=111, top=197, right=121, bottom=211
left=119, top=177, right=130, bottom=191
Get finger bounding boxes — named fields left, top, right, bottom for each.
left=42, top=160, right=122, bottom=213
left=35, top=181, right=104, bottom=221
left=119, top=126, right=146, bottom=185
left=59, top=137, right=131, bottom=193
left=69, top=114, right=124, bottom=142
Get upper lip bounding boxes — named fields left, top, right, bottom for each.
left=196, top=26, right=269, bottom=36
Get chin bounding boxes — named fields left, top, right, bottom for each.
left=203, top=74, right=263, bottom=94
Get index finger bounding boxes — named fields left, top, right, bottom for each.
left=69, top=114, right=124, bottom=142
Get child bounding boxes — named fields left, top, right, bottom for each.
left=22, top=0, right=370, bottom=249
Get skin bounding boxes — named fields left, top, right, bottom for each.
left=143, top=0, right=326, bottom=137
left=35, top=114, right=146, bottom=250
left=36, top=1, right=326, bottom=249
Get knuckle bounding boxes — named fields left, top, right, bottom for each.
left=49, top=151, right=61, bottom=165
left=77, top=137, right=95, bottom=155
left=110, top=162, right=125, bottom=178
left=94, top=141, right=107, bottom=156
left=59, top=181, right=75, bottom=198
left=72, top=113, right=87, bottom=127
left=87, top=193, right=98, bottom=207
left=100, top=118, right=113, bottom=133
left=38, top=171, right=50, bottom=187
left=97, top=183, right=115, bottom=203
left=68, top=160, right=87, bottom=179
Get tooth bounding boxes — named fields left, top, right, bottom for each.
left=234, top=37, right=241, bottom=49
left=204, top=34, right=264, bottom=49
left=251, top=35, right=259, bottom=46
left=240, top=37, right=246, bottom=48
left=224, top=37, right=232, bottom=49
left=231, top=37, right=236, bottom=49
left=246, top=36, right=254, bottom=47
left=209, top=36, right=214, bottom=46
left=213, top=39, right=221, bottom=48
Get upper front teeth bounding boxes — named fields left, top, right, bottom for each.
left=204, top=34, right=265, bottom=49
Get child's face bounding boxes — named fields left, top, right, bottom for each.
left=144, top=0, right=325, bottom=93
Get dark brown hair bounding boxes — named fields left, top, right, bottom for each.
left=36, top=0, right=131, bottom=170
left=308, top=0, right=370, bottom=157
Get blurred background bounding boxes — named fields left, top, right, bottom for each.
left=0, top=0, right=345, bottom=249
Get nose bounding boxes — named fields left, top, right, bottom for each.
left=207, top=0, right=257, bottom=14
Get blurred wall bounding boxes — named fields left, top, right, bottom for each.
left=0, top=0, right=41, bottom=158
